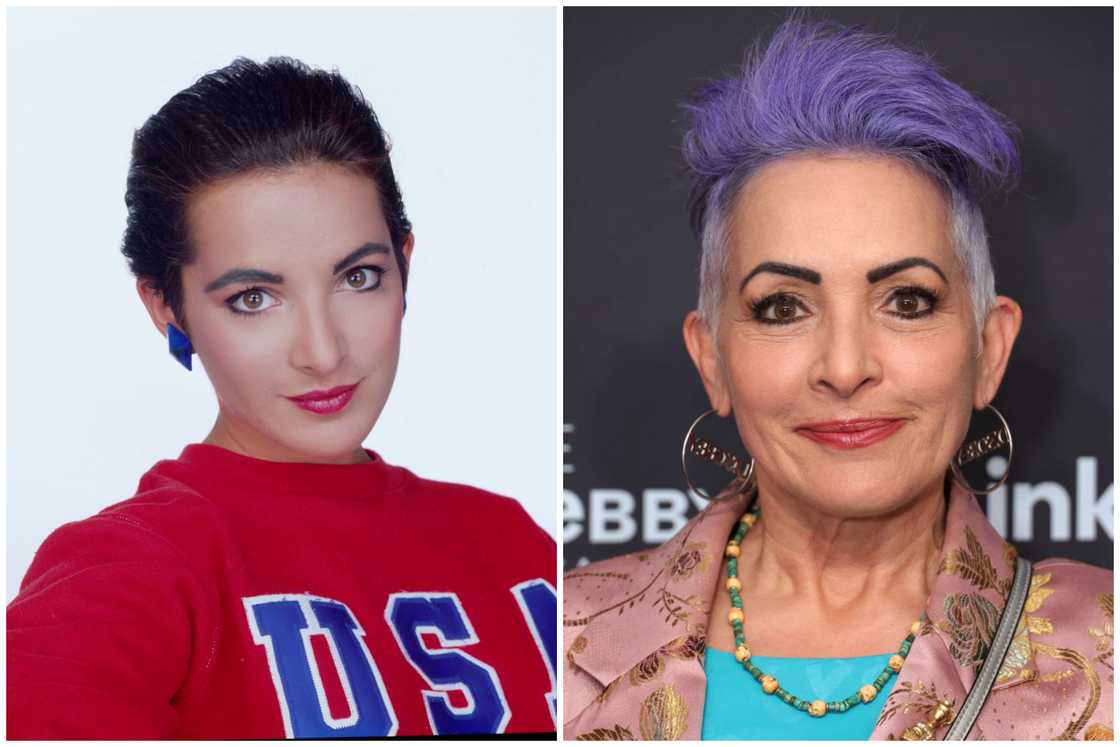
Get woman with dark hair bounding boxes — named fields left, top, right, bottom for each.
left=563, top=18, right=1112, bottom=741
left=8, top=57, right=556, bottom=739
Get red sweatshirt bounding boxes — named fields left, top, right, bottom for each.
left=7, top=444, right=556, bottom=739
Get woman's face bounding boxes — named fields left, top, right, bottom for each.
left=686, top=154, right=1017, bottom=516
left=175, top=162, right=411, bottom=464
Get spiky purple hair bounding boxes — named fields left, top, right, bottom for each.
left=682, top=16, right=1021, bottom=333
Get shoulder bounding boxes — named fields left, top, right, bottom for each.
left=7, top=463, right=224, bottom=739
left=564, top=546, right=652, bottom=591
left=14, top=463, right=225, bottom=601
left=99, top=464, right=230, bottom=558
left=398, top=467, right=556, bottom=563
left=563, top=497, right=733, bottom=618
left=1031, top=555, right=1111, bottom=600
left=974, top=556, right=1114, bottom=740
left=105, top=462, right=224, bottom=526
left=1029, top=555, right=1112, bottom=627
left=397, top=468, right=520, bottom=509
left=399, top=468, right=547, bottom=529
left=563, top=543, right=673, bottom=631
left=1032, top=554, right=1112, bottom=585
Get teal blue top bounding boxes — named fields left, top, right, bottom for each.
left=701, top=647, right=893, bottom=740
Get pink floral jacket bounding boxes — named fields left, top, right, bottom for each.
left=563, top=484, right=1113, bottom=740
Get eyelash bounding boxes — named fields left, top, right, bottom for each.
left=224, top=265, right=388, bottom=317
left=749, top=285, right=942, bottom=326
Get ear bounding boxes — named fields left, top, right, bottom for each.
left=136, top=278, right=181, bottom=338
left=401, top=231, right=414, bottom=268
left=682, top=310, right=732, bottom=416
left=973, top=295, right=1023, bottom=408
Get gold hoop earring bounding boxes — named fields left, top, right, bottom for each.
left=681, top=409, right=755, bottom=501
left=949, top=403, right=1013, bottom=495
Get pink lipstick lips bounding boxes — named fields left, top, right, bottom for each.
left=286, top=383, right=357, bottom=415
left=795, top=418, right=905, bottom=449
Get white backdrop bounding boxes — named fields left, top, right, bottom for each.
left=7, top=6, right=557, bottom=601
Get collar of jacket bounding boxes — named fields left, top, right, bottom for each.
left=567, top=481, right=1039, bottom=725
left=566, top=493, right=746, bottom=691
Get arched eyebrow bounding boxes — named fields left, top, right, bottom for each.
left=331, top=242, right=390, bottom=274
left=203, top=242, right=391, bottom=293
left=866, top=257, right=948, bottom=284
left=738, top=256, right=948, bottom=294
left=739, top=262, right=822, bottom=293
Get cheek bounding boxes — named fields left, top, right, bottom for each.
left=193, top=316, right=287, bottom=397
left=886, top=331, right=975, bottom=406
left=344, top=303, right=403, bottom=362
left=724, top=340, right=811, bottom=412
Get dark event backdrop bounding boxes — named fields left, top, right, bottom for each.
left=563, top=7, right=1113, bottom=570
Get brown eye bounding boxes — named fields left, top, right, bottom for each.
left=227, top=287, right=278, bottom=315
left=774, top=298, right=798, bottom=320
left=341, top=266, right=383, bottom=292
left=887, top=287, right=937, bottom=318
left=752, top=293, right=807, bottom=324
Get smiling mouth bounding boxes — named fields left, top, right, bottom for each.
left=288, top=383, right=358, bottom=402
left=285, top=383, right=358, bottom=415
left=794, top=418, right=906, bottom=449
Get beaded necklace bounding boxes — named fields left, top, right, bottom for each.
left=724, top=505, right=924, bottom=718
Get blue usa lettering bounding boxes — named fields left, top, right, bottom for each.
left=243, top=594, right=397, bottom=738
left=385, top=592, right=511, bottom=735
left=511, top=579, right=557, bottom=723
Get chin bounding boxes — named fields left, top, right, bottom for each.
left=794, top=469, right=922, bottom=519
left=287, top=416, right=377, bottom=460
left=280, top=384, right=388, bottom=454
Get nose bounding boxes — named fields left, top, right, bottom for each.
left=809, top=310, right=882, bottom=399
left=289, top=301, right=346, bottom=375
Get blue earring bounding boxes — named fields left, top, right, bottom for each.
left=167, top=322, right=193, bottom=371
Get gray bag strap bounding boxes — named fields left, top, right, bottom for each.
left=943, top=556, right=1033, bottom=740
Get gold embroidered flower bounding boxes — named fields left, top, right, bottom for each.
left=668, top=541, right=709, bottom=581
left=567, top=635, right=588, bottom=667
left=576, top=724, right=635, bottom=740
left=663, top=632, right=705, bottom=661
left=997, top=625, right=1031, bottom=683
left=596, top=675, right=622, bottom=704
left=937, top=592, right=999, bottom=670
left=1023, top=572, right=1056, bottom=634
left=629, top=651, right=665, bottom=686
left=1089, top=593, right=1113, bottom=681
left=939, top=526, right=999, bottom=591
left=639, top=684, right=688, bottom=740
left=996, top=574, right=1056, bottom=683
left=1089, top=593, right=1113, bottom=648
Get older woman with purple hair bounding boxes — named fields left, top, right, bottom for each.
left=563, top=17, right=1113, bottom=741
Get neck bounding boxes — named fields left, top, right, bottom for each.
left=203, top=412, right=371, bottom=465
left=742, top=477, right=946, bottom=615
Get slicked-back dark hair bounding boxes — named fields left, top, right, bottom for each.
left=121, top=56, right=412, bottom=332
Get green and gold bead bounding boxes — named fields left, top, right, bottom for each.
left=723, top=507, right=911, bottom=721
